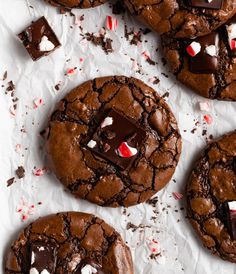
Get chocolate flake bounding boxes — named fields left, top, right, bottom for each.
left=15, top=166, right=25, bottom=179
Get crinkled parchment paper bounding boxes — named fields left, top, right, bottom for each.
left=0, top=0, right=236, bottom=273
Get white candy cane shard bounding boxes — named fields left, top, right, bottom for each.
left=199, top=101, right=210, bottom=111
left=228, top=201, right=236, bottom=212
left=81, top=264, right=98, bottom=274
left=226, top=24, right=236, bottom=41
left=41, top=270, right=50, bottom=274
left=31, top=252, right=35, bottom=265
left=207, top=0, right=213, bottom=2
left=30, top=268, right=39, bottom=274
left=39, top=36, right=55, bottom=52
left=87, top=140, right=97, bottom=148
left=205, top=45, right=217, bottom=56
left=116, top=142, right=138, bottom=158
left=106, top=16, right=118, bottom=31
left=186, top=41, right=201, bottom=57
left=101, top=117, right=113, bottom=128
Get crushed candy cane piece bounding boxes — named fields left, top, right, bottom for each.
left=203, top=114, right=213, bottom=125
left=132, top=60, right=139, bottom=71
left=226, top=24, right=236, bottom=41
left=186, top=42, right=201, bottom=57
left=33, top=98, right=43, bottom=109
left=148, top=239, right=159, bottom=254
left=16, top=197, right=37, bottom=222
left=199, top=101, right=210, bottom=111
left=87, top=140, right=97, bottom=148
left=101, top=117, right=113, bottom=128
left=33, top=167, right=48, bottom=177
left=172, top=192, right=183, bottom=200
left=116, top=142, right=137, bottom=158
left=66, top=67, right=77, bottom=75
left=9, top=105, right=16, bottom=117
left=106, top=16, right=118, bottom=31
left=230, top=39, right=236, bottom=50
left=39, top=36, right=55, bottom=52
left=142, top=51, right=150, bottom=60
left=15, top=144, right=21, bottom=153
left=228, top=201, right=236, bottom=212
left=79, top=57, right=84, bottom=62
left=205, top=45, right=217, bottom=57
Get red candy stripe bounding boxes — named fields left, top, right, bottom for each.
left=230, top=39, right=236, bottom=50
left=186, top=42, right=201, bottom=57
left=117, top=142, right=137, bottom=158
left=106, top=16, right=118, bottom=31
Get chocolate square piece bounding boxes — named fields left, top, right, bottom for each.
left=189, top=32, right=219, bottom=74
left=225, top=201, right=236, bottom=240
left=225, top=21, right=236, bottom=57
left=189, top=0, right=222, bottom=9
left=18, top=17, right=61, bottom=61
left=87, top=109, right=146, bottom=170
left=29, top=242, right=57, bottom=273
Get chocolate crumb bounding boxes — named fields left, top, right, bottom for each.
left=15, top=166, right=25, bottom=179
left=7, top=177, right=15, bottom=187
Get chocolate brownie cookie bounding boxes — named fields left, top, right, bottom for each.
left=161, top=15, right=236, bottom=100
left=124, top=0, right=236, bottom=38
left=46, top=76, right=182, bottom=207
left=5, top=212, right=134, bottom=273
left=44, top=0, right=106, bottom=9
left=187, top=131, right=236, bottom=263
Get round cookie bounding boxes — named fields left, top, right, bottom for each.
left=186, top=131, right=236, bottom=263
left=161, top=15, right=236, bottom=100
left=5, top=212, right=134, bottom=273
left=44, top=0, right=106, bottom=9
left=46, top=76, right=182, bottom=207
left=124, top=0, right=236, bottom=39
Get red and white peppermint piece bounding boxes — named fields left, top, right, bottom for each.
left=186, top=41, right=201, bottom=57
left=205, top=45, right=217, bottom=57
left=39, top=36, right=55, bottom=52
left=142, top=51, right=150, bottom=60
left=33, top=98, right=43, bottom=109
left=106, top=16, right=118, bottom=31
left=15, top=144, right=22, bottom=153
left=16, top=197, right=36, bottom=222
left=199, top=101, right=210, bottom=111
left=172, top=192, right=183, bottom=200
left=101, top=117, right=113, bottom=128
left=9, top=105, right=16, bottom=117
left=226, top=23, right=236, bottom=41
left=148, top=239, right=159, bottom=254
left=203, top=114, right=213, bottom=125
left=116, top=142, right=137, bottom=158
left=228, top=201, right=236, bottom=220
left=87, top=140, right=97, bottom=148
left=33, top=167, right=47, bottom=177
left=230, top=39, right=236, bottom=50
left=66, top=68, right=77, bottom=75
left=132, top=60, right=139, bottom=71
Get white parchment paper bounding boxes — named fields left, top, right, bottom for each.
left=0, top=0, right=236, bottom=273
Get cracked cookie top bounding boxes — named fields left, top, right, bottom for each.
left=46, top=76, right=182, bottom=207
left=124, top=0, right=236, bottom=39
left=44, top=0, right=107, bottom=9
left=161, top=15, right=236, bottom=100
left=186, top=131, right=236, bottom=263
left=5, top=212, right=134, bottom=274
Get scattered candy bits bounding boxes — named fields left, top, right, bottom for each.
left=172, top=192, right=183, bottom=200
left=147, top=239, right=159, bottom=255
left=33, top=98, right=43, bottom=109
left=116, top=142, right=137, bottom=158
left=199, top=101, right=210, bottom=111
left=33, top=167, right=48, bottom=177
left=16, top=197, right=42, bottom=222
left=106, top=16, right=118, bottom=31
left=203, top=114, right=213, bottom=125
left=9, top=105, right=16, bottom=117
left=65, top=67, right=77, bottom=76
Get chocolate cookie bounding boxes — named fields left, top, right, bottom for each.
left=161, top=15, right=236, bottom=100
left=124, top=0, right=236, bottom=38
left=5, top=212, right=134, bottom=273
left=44, top=0, right=106, bottom=9
left=186, top=131, right=236, bottom=263
left=46, top=76, right=182, bottom=207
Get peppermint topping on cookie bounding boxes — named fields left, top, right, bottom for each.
left=230, top=39, right=236, bottom=50
left=101, top=116, right=113, bottom=128
left=228, top=201, right=236, bottom=212
left=186, top=42, right=201, bottom=57
left=205, top=45, right=217, bottom=56
left=226, top=24, right=236, bottom=42
left=116, top=142, right=137, bottom=158
left=87, top=140, right=97, bottom=148
left=81, top=264, right=98, bottom=274
left=39, top=36, right=55, bottom=52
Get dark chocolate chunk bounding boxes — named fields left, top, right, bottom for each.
left=87, top=109, right=146, bottom=170
left=189, top=0, right=222, bottom=9
left=15, top=166, right=25, bottom=179
left=29, top=242, right=57, bottom=273
left=18, top=17, right=61, bottom=61
left=189, top=32, right=219, bottom=74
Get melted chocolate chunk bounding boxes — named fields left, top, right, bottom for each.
left=18, top=16, right=61, bottom=61
left=87, top=109, right=146, bottom=170
left=189, top=0, right=222, bottom=9
left=189, top=32, right=219, bottom=74
left=225, top=202, right=236, bottom=240
left=29, top=242, right=57, bottom=273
